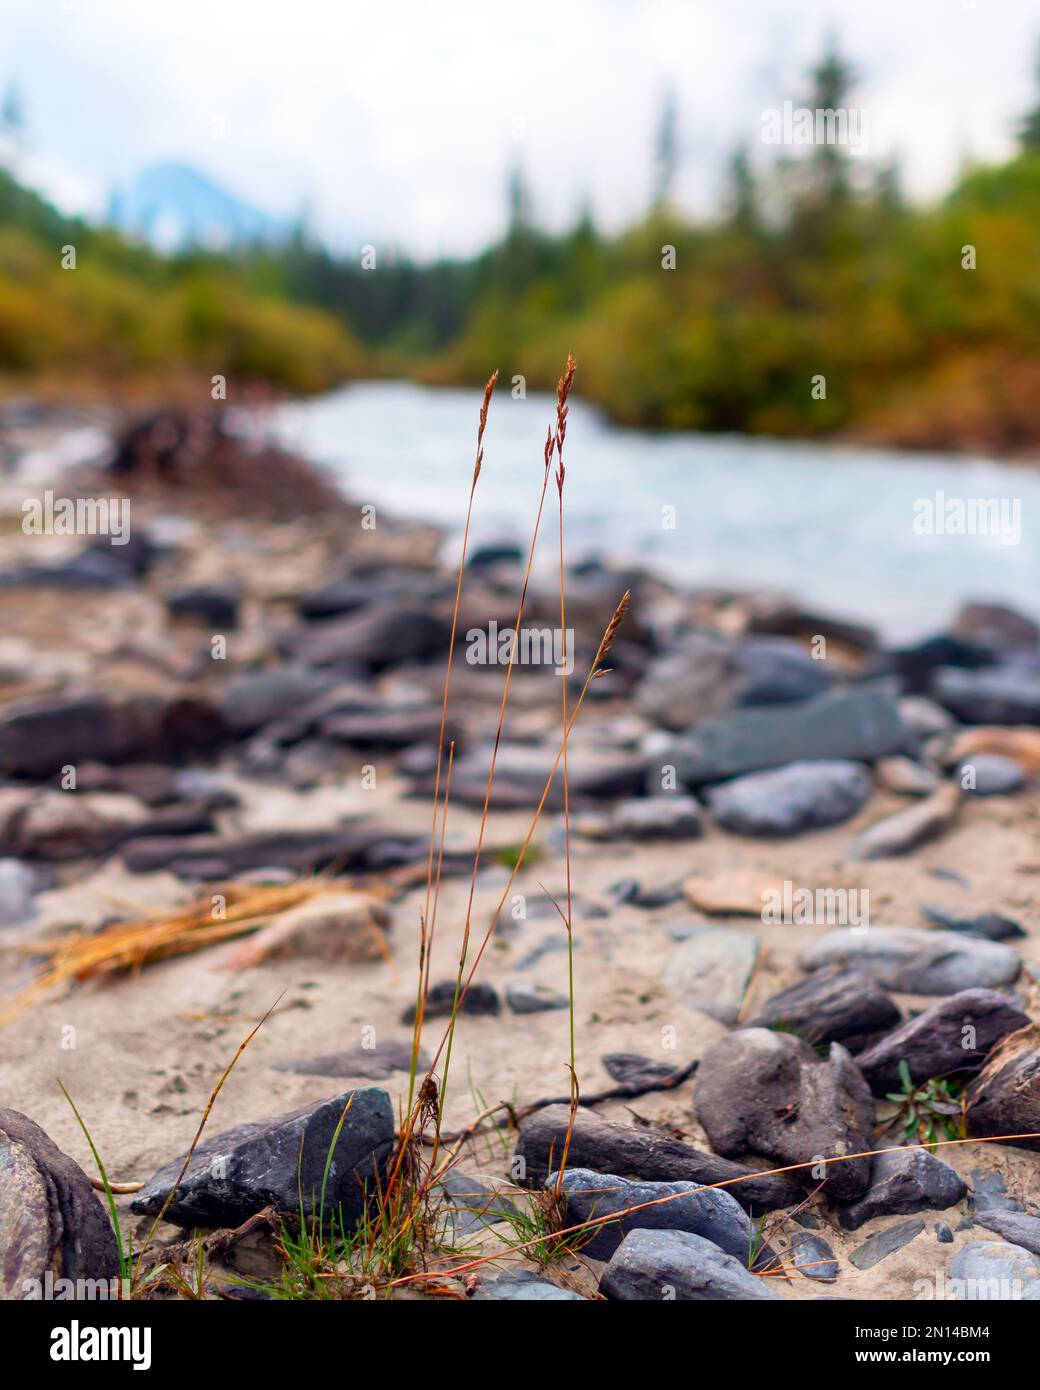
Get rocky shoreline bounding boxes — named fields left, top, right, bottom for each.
left=1, top=406, right=1039, bottom=1301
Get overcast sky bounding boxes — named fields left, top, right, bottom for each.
left=4, top=0, right=1038, bottom=257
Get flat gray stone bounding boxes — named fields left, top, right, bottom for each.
left=613, top=795, right=702, bottom=840
left=664, top=927, right=759, bottom=1024
left=934, top=666, right=1040, bottom=726
left=272, top=1039, right=429, bottom=1080
left=505, top=980, right=570, bottom=1014
left=600, top=1228, right=780, bottom=1301
left=472, top=1270, right=586, bottom=1301
left=948, top=1241, right=1040, bottom=1299
left=801, top=927, right=1021, bottom=994
left=551, top=1166, right=774, bottom=1267
left=848, top=784, right=960, bottom=859
left=958, top=754, right=1027, bottom=796
left=790, top=1230, right=839, bottom=1281
left=705, top=760, right=872, bottom=837
left=919, top=905, right=1025, bottom=941
left=665, top=689, right=906, bottom=787
left=849, top=1218, right=925, bottom=1270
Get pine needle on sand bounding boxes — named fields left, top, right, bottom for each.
left=0, top=878, right=338, bottom=1027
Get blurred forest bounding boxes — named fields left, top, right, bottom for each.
left=3, top=44, right=1040, bottom=449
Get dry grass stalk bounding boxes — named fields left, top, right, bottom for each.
left=409, top=370, right=498, bottom=1116
left=431, top=373, right=566, bottom=1158
left=553, top=354, right=578, bottom=1193
left=0, top=879, right=333, bottom=1028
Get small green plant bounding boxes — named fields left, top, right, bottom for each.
left=494, top=842, right=545, bottom=872
left=885, top=1060, right=966, bottom=1150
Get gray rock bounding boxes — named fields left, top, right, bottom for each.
left=855, top=989, right=1030, bottom=1095
left=220, top=668, right=340, bottom=735
left=966, top=1025, right=1040, bottom=1153
left=973, top=1210, right=1040, bottom=1257
left=272, top=1039, right=429, bottom=1080
left=600, top=1228, right=780, bottom=1301
left=875, top=756, right=941, bottom=796
left=934, top=665, right=1040, bottom=726
left=130, top=1088, right=395, bottom=1228
left=299, top=569, right=451, bottom=621
left=420, top=742, right=646, bottom=811
left=693, top=1028, right=876, bottom=1202
left=321, top=707, right=453, bottom=750
left=664, top=926, right=759, bottom=1024
left=868, top=633, right=989, bottom=694
left=471, top=1270, right=586, bottom=1301
left=948, top=1241, right=1040, bottom=1299
left=837, top=1148, right=966, bottom=1230
left=849, top=1218, right=925, bottom=1269
left=166, top=585, right=239, bottom=627
left=434, top=1171, right=520, bottom=1238
left=898, top=696, right=956, bottom=740
left=294, top=603, right=451, bottom=671
left=514, top=1105, right=796, bottom=1214
left=402, top=981, right=500, bottom=1023
left=552, top=1166, right=775, bottom=1266
left=919, top=905, right=1025, bottom=941
left=636, top=633, right=832, bottom=733
left=958, top=754, right=1027, bottom=796
left=1, top=793, right=130, bottom=862
left=952, top=601, right=1040, bottom=653
left=0, top=691, right=225, bottom=778
left=936, top=1221, right=954, bottom=1244
left=801, top=927, right=1021, bottom=995
left=601, top=1054, right=679, bottom=1088
left=790, top=1230, right=839, bottom=1281
left=848, top=783, right=960, bottom=859
left=513, top=936, right=572, bottom=971
left=748, top=967, right=900, bottom=1048
left=0, top=858, right=37, bottom=927
left=612, top=795, right=702, bottom=840
left=664, top=689, right=906, bottom=788
left=704, top=760, right=872, bottom=837
left=970, top=1168, right=1024, bottom=1215
left=610, top=879, right=684, bottom=909
left=505, top=980, right=570, bottom=1014
left=123, top=825, right=429, bottom=879
left=0, top=1110, right=121, bottom=1299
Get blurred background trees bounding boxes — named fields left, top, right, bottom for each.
left=2, top=40, right=1040, bottom=450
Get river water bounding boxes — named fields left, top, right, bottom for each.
left=258, top=380, right=1039, bottom=643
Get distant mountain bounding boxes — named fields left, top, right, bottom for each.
left=108, top=162, right=287, bottom=251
